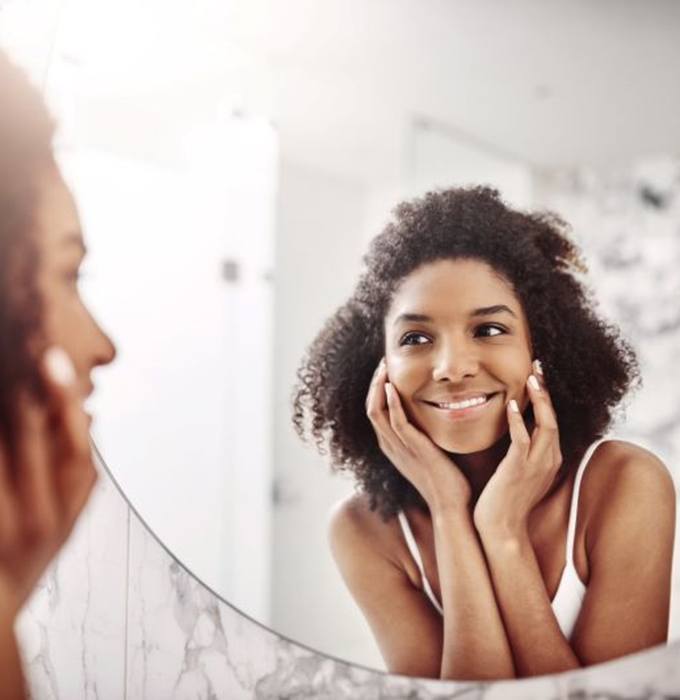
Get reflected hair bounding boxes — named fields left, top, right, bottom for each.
left=292, top=186, right=640, bottom=519
left=0, top=51, right=55, bottom=457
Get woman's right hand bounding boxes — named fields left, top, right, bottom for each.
left=0, top=347, right=97, bottom=620
left=365, top=358, right=472, bottom=514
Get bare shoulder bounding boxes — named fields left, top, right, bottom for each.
left=328, top=495, right=444, bottom=677
left=584, top=439, right=675, bottom=497
left=328, top=492, right=396, bottom=562
left=328, top=492, right=415, bottom=614
left=583, top=439, right=676, bottom=550
left=328, top=491, right=374, bottom=529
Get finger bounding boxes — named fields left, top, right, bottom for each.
left=533, top=358, right=544, bottom=381
left=365, top=359, right=390, bottom=432
left=384, top=383, right=430, bottom=451
left=530, top=360, right=556, bottom=413
left=506, top=399, right=531, bottom=460
left=60, top=449, right=97, bottom=535
left=364, top=358, right=386, bottom=411
left=0, top=439, right=19, bottom=555
left=365, top=360, right=402, bottom=456
left=41, top=347, right=90, bottom=460
left=525, top=372, right=560, bottom=465
left=533, top=360, right=563, bottom=469
left=15, top=393, right=59, bottom=544
left=41, top=348, right=96, bottom=529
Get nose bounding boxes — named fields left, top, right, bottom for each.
left=431, top=337, right=479, bottom=383
left=89, top=313, right=117, bottom=369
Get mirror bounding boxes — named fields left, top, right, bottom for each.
left=3, top=0, right=679, bottom=674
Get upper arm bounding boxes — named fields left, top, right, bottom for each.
left=328, top=498, right=444, bottom=678
left=571, top=446, right=676, bottom=664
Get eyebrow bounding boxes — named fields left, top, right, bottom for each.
left=392, top=304, right=517, bottom=326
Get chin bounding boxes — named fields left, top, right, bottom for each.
left=431, top=431, right=502, bottom=455
left=422, top=415, right=509, bottom=455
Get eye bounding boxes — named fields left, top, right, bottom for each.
left=476, top=324, right=506, bottom=338
left=399, top=331, right=431, bottom=346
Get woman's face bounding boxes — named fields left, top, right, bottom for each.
left=383, top=258, right=533, bottom=454
left=33, top=162, right=116, bottom=411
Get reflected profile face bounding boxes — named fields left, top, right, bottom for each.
left=33, top=162, right=116, bottom=410
left=383, top=258, right=533, bottom=454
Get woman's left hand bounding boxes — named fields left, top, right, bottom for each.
left=473, top=362, right=563, bottom=538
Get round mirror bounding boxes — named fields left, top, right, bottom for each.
left=9, top=0, right=679, bottom=675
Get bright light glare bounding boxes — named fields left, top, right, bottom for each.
left=56, top=0, right=248, bottom=93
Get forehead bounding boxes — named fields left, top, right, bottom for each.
left=33, top=162, right=83, bottom=253
left=387, top=258, right=522, bottom=319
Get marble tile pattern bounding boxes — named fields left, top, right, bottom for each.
left=535, top=157, right=680, bottom=462
left=14, top=458, right=680, bottom=698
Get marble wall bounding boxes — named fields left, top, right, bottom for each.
left=13, top=453, right=680, bottom=699
left=535, top=157, right=680, bottom=463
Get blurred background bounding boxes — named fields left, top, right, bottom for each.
left=2, top=0, right=680, bottom=670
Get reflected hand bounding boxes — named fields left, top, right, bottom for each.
left=365, top=358, right=471, bottom=513
left=473, top=362, right=563, bottom=537
left=0, top=348, right=97, bottom=619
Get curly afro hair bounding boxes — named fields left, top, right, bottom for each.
left=0, top=51, right=55, bottom=460
left=292, top=186, right=640, bottom=520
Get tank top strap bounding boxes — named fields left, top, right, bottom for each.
left=397, top=511, right=444, bottom=615
left=564, top=436, right=611, bottom=565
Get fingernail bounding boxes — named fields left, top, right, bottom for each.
left=44, top=346, right=76, bottom=386
left=384, top=382, right=392, bottom=397
left=533, top=359, right=544, bottom=376
left=528, top=374, right=540, bottom=391
left=509, top=399, right=519, bottom=413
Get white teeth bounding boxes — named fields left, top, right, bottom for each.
left=437, top=395, right=488, bottom=410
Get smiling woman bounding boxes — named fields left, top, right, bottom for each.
left=292, top=186, right=676, bottom=680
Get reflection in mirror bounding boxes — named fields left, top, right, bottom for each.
left=294, top=187, right=674, bottom=678
left=6, top=0, right=679, bottom=677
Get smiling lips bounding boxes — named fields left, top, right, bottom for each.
left=422, top=392, right=500, bottom=419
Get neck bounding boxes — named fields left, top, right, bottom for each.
left=447, top=432, right=512, bottom=504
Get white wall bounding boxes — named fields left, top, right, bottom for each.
left=270, top=160, right=385, bottom=668
left=63, top=128, right=278, bottom=623
left=409, top=120, right=534, bottom=208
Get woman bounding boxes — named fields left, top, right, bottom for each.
left=293, top=187, right=675, bottom=680
left=0, top=51, right=116, bottom=698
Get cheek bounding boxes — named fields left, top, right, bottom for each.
left=385, top=353, right=423, bottom=390
left=490, top=344, right=532, bottom=374
left=501, top=350, right=532, bottom=401
left=41, top=292, right=85, bottom=362
left=41, top=289, right=69, bottom=340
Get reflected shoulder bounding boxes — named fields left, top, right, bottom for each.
left=328, top=493, right=400, bottom=565
left=328, top=493, right=381, bottom=547
left=587, top=439, right=674, bottom=494
left=585, top=438, right=676, bottom=553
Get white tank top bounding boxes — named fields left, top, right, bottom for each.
left=397, top=437, right=609, bottom=640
